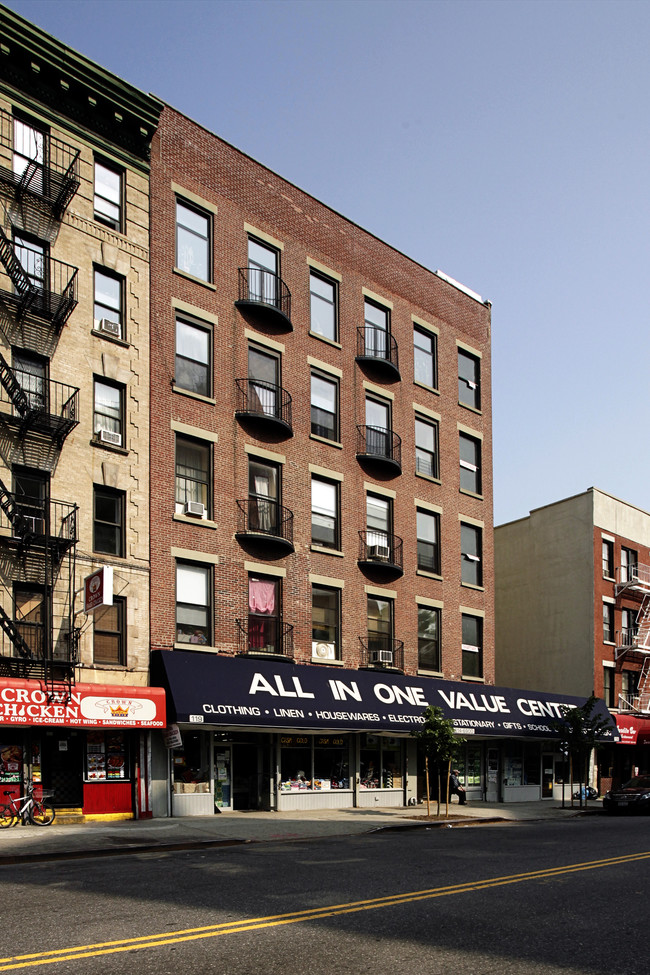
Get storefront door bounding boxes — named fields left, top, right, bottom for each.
left=232, top=742, right=263, bottom=809
left=486, top=747, right=499, bottom=802
left=542, top=753, right=554, bottom=798
left=41, top=731, right=83, bottom=806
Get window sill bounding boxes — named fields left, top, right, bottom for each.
left=603, top=640, right=616, bottom=647
left=458, top=401, right=482, bottom=416
left=91, top=328, right=129, bottom=348
left=90, top=439, right=128, bottom=456
left=309, top=330, right=341, bottom=350
left=417, top=668, right=443, bottom=678
left=310, top=545, right=344, bottom=558
left=461, top=675, right=485, bottom=682
left=460, top=489, right=484, bottom=501
left=173, top=513, right=218, bottom=530
left=311, top=657, right=344, bottom=666
left=173, top=267, right=217, bottom=291
left=88, top=661, right=128, bottom=671
left=174, top=642, right=217, bottom=653
left=172, top=385, right=216, bottom=405
left=310, top=433, right=342, bottom=449
left=416, top=472, right=441, bottom=485
left=416, top=569, right=442, bottom=581
left=461, top=582, right=485, bottom=592
left=414, top=380, right=440, bottom=396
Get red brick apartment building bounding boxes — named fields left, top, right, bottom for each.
left=495, top=488, right=650, bottom=795
left=148, top=104, right=496, bottom=813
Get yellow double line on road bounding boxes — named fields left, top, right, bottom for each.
left=2, top=851, right=649, bottom=971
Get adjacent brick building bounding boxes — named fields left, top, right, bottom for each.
left=149, top=103, right=496, bottom=813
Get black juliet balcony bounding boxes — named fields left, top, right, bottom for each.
left=235, top=267, right=292, bottom=331
left=236, top=618, right=295, bottom=660
left=358, top=531, right=404, bottom=579
left=235, top=378, right=293, bottom=438
left=355, top=326, right=401, bottom=381
left=359, top=636, right=405, bottom=672
left=0, top=108, right=80, bottom=219
left=0, top=229, right=77, bottom=332
left=356, top=424, right=402, bottom=476
left=235, top=499, right=295, bottom=555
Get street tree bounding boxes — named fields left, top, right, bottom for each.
left=412, top=705, right=466, bottom=817
left=551, top=695, right=611, bottom=807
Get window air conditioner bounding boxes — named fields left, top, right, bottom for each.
left=184, top=501, right=206, bottom=518
left=97, top=318, right=121, bottom=337
left=312, top=641, right=336, bottom=660
left=99, top=429, right=122, bottom=446
left=368, top=543, right=390, bottom=561
left=370, top=649, right=393, bottom=665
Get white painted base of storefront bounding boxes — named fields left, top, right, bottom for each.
left=357, top=789, right=404, bottom=808
left=502, top=784, right=541, bottom=802
left=172, top=791, right=215, bottom=816
left=278, top=790, right=354, bottom=811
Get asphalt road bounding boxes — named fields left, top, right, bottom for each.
left=1, top=816, right=648, bottom=974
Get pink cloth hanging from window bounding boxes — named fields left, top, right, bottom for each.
left=249, top=579, right=276, bottom=614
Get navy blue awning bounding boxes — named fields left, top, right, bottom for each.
left=151, top=650, right=619, bottom=742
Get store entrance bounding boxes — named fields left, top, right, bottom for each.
left=542, top=753, right=554, bottom=797
left=41, top=731, right=83, bottom=807
left=232, top=742, right=264, bottom=810
left=486, top=747, right=499, bottom=802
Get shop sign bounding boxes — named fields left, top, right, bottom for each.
left=615, top=714, right=650, bottom=745
left=0, top=679, right=166, bottom=729
left=162, top=724, right=183, bottom=748
left=153, top=650, right=618, bottom=741
left=84, top=566, right=113, bottom=612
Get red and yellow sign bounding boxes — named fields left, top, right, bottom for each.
left=0, top=679, right=166, bottom=729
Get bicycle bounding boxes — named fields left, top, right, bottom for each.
left=0, top=784, right=55, bottom=827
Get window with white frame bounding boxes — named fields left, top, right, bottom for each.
left=459, top=432, right=481, bottom=495
left=458, top=348, right=480, bottom=410
left=603, top=602, right=614, bottom=643
left=94, top=268, right=124, bottom=339
left=418, top=605, right=441, bottom=672
left=602, top=539, right=614, bottom=578
left=310, top=271, right=337, bottom=341
left=94, top=159, right=123, bottom=230
left=93, top=378, right=124, bottom=447
left=175, top=317, right=211, bottom=397
left=175, top=436, right=210, bottom=517
left=311, top=476, right=339, bottom=549
left=414, top=327, right=437, bottom=389
left=312, top=585, right=340, bottom=660
left=417, top=508, right=440, bottom=574
left=176, top=562, right=211, bottom=646
left=462, top=614, right=483, bottom=678
left=310, top=371, right=338, bottom=441
left=415, top=416, right=438, bottom=479
left=176, top=198, right=211, bottom=281
left=461, top=522, right=482, bottom=586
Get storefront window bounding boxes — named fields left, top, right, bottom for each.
left=504, top=743, right=523, bottom=786
left=214, top=747, right=231, bottom=808
left=173, top=732, right=210, bottom=794
left=465, top=743, right=482, bottom=787
left=0, top=742, right=22, bottom=783
left=359, top=735, right=403, bottom=789
left=280, top=735, right=350, bottom=791
left=85, top=731, right=127, bottom=781
left=524, top=744, right=541, bottom=785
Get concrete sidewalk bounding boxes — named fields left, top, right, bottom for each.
left=0, top=800, right=601, bottom=865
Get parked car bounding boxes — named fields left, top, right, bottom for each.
left=603, top=775, right=650, bottom=814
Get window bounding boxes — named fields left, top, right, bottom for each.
left=367, top=595, right=393, bottom=655
left=415, top=416, right=439, bottom=478
left=13, top=116, right=45, bottom=194
left=603, top=668, right=615, bottom=709
left=176, top=199, right=210, bottom=282
left=414, top=327, right=437, bottom=389
left=459, top=432, right=481, bottom=495
left=310, top=371, right=339, bottom=441
left=311, top=476, right=339, bottom=549
left=94, top=269, right=124, bottom=339
left=417, top=509, right=440, bottom=574
left=175, top=317, right=211, bottom=396
left=93, top=378, right=124, bottom=447
left=366, top=493, right=391, bottom=551
left=622, top=607, right=638, bottom=645
left=93, top=487, right=124, bottom=557
left=13, top=468, right=47, bottom=534
left=14, top=233, right=46, bottom=289
left=310, top=272, right=337, bottom=341
left=365, top=396, right=392, bottom=457
left=462, top=614, right=483, bottom=678
left=603, top=602, right=614, bottom=643
left=248, top=237, right=279, bottom=304
left=602, top=539, right=614, bottom=578
left=312, top=585, right=340, bottom=660
left=363, top=299, right=390, bottom=358
left=621, top=670, right=639, bottom=710
left=176, top=562, right=211, bottom=646
left=461, top=522, right=482, bottom=586
left=249, top=458, right=280, bottom=534
left=418, top=606, right=440, bottom=672
left=248, top=574, right=281, bottom=653
left=248, top=344, right=280, bottom=417
left=94, top=597, right=126, bottom=666
left=175, top=436, right=210, bottom=517
left=458, top=348, right=481, bottom=410
left=621, top=547, right=637, bottom=584
left=13, top=351, right=47, bottom=411
left=14, top=586, right=44, bottom=658
left=94, top=160, right=122, bottom=230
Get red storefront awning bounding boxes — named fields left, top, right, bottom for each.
left=615, top=713, right=650, bottom=745
left=0, top=678, right=165, bottom=729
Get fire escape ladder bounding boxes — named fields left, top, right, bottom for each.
left=0, top=225, right=35, bottom=317
left=0, top=351, right=30, bottom=417
left=0, top=476, right=33, bottom=544
left=16, top=159, right=40, bottom=196
left=0, top=602, right=33, bottom=660
left=638, top=657, right=650, bottom=713
left=635, top=594, right=650, bottom=651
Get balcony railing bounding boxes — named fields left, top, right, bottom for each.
left=235, top=378, right=293, bottom=436
left=0, top=361, right=79, bottom=446
left=0, top=107, right=80, bottom=217
left=356, top=325, right=400, bottom=380
left=0, top=485, right=78, bottom=556
left=359, top=635, right=404, bottom=671
left=236, top=617, right=294, bottom=659
left=0, top=230, right=78, bottom=331
left=356, top=424, right=402, bottom=474
left=236, top=267, right=292, bottom=328
left=358, top=530, right=404, bottom=576
left=615, top=563, right=650, bottom=596
left=235, top=499, right=294, bottom=553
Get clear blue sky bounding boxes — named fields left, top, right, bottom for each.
left=7, top=0, right=650, bottom=525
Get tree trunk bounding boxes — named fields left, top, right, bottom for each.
left=425, top=755, right=431, bottom=818
left=436, top=767, right=441, bottom=818
left=445, top=759, right=451, bottom=817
